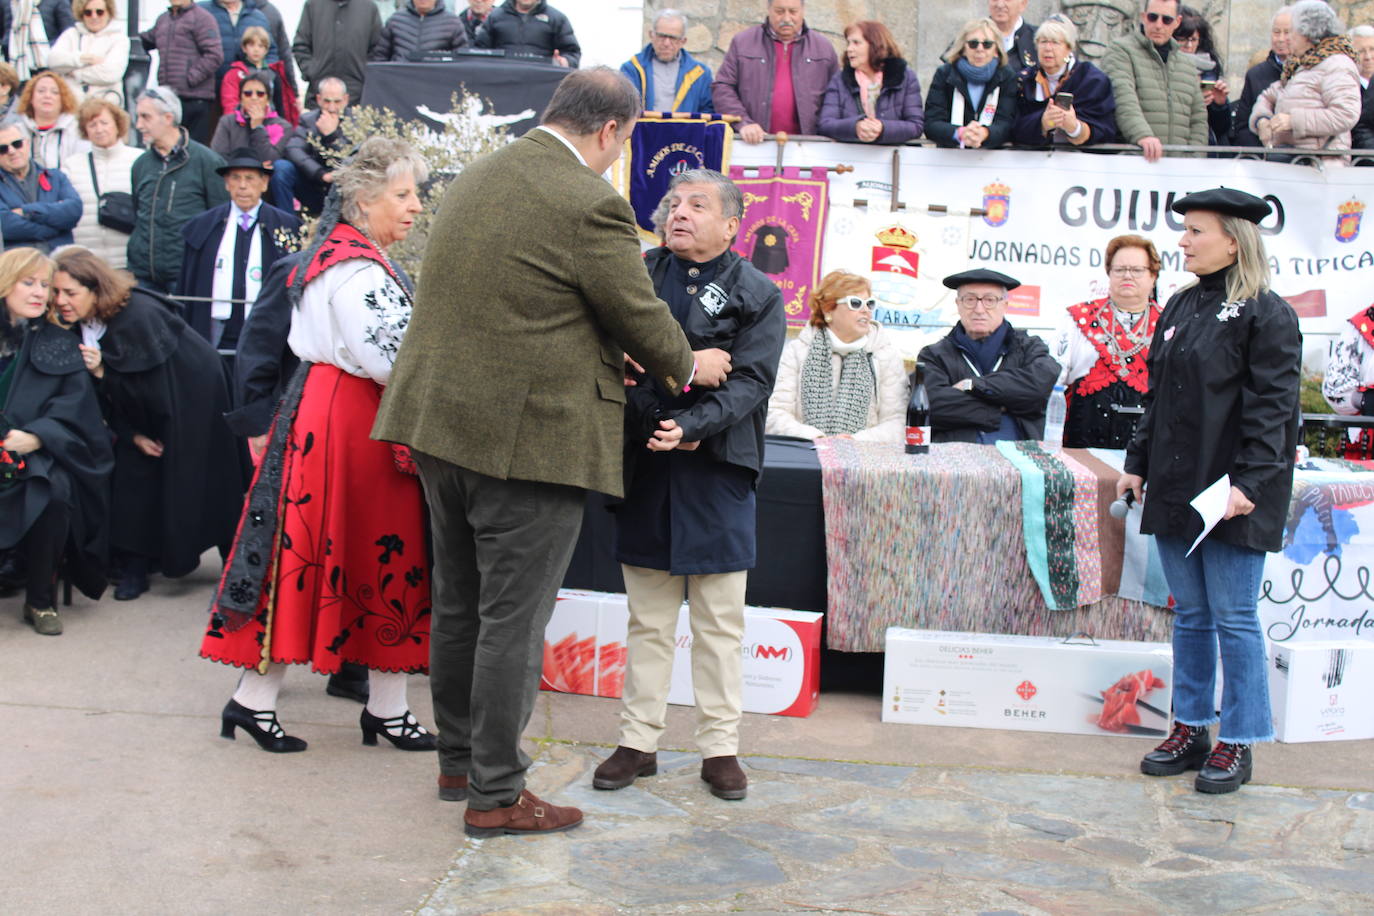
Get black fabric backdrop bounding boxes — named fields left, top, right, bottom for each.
left=563, top=437, right=827, bottom=612
left=361, top=59, right=569, bottom=135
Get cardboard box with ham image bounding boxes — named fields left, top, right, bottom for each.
left=541, top=589, right=822, bottom=717
left=1269, top=640, right=1374, bottom=743
left=882, top=628, right=1174, bottom=738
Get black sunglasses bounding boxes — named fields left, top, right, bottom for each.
left=82, top=7, right=108, bottom=16
left=240, top=89, right=268, bottom=97
left=966, top=39, right=996, bottom=50
left=0, top=138, right=25, bottom=152
left=1145, top=12, right=1177, bottom=24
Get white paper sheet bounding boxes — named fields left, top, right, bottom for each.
left=1187, top=474, right=1232, bottom=556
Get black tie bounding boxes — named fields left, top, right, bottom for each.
left=221, top=219, right=254, bottom=350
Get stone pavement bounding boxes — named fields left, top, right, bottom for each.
left=420, top=743, right=1374, bottom=916
left=2, top=561, right=1372, bottom=915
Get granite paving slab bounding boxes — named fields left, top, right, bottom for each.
left=414, top=743, right=1374, bottom=915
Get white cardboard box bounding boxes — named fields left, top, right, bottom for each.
left=1269, top=640, right=1374, bottom=743
left=542, top=589, right=822, bottom=717
left=883, top=628, right=1173, bottom=739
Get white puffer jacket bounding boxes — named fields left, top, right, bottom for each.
left=46, top=22, right=131, bottom=105
left=25, top=112, right=89, bottom=170
left=766, top=322, right=909, bottom=442
left=63, top=142, right=141, bottom=268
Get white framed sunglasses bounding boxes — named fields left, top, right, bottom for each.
left=839, top=296, right=876, bottom=311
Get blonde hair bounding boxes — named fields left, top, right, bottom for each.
left=949, top=18, right=1007, bottom=67
left=1174, top=214, right=1272, bottom=302
left=72, top=0, right=118, bottom=21
left=241, top=25, right=270, bottom=51
left=1219, top=215, right=1272, bottom=301
left=0, top=247, right=54, bottom=321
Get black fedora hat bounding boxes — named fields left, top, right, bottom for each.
left=216, top=148, right=273, bottom=176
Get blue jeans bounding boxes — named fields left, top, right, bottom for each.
left=268, top=158, right=297, bottom=212
left=1155, top=535, right=1274, bottom=744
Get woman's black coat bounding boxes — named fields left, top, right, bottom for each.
left=923, top=62, right=1019, bottom=148
left=0, top=319, right=113, bottom=599
left=1124, top=267, right=1301, bottom=552
left=92, top=290, right=249, bottom=576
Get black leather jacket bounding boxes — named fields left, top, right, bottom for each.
left=627, top=247, right=785, bottom=480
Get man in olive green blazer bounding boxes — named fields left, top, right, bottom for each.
left=373, top=68, right=730, bottom=839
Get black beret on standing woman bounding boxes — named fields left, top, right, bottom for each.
left=1118, top=188, right=1301, bottom=795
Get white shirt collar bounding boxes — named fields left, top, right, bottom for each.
left=532, top=125, right=589, bottom=168
left=1002, top=17, right=1024, bottom=51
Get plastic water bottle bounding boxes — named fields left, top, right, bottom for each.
left=1044, top=384, right=1067, bottom=448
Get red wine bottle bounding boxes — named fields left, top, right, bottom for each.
left=905, top=362, right=930, bottom=455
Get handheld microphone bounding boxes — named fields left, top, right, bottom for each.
left=1109, top=490, right=1136, bottom=519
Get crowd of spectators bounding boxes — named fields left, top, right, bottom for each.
left=0, top=0, right=1367, bottom=621
left=687, top=0, right=1374, bottom=161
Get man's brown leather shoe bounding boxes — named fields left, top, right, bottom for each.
left=463, top=789, right=583, bottom=838
left=700, top=755, right=747, bottom=800
left=592, top=746, right=657, bottom=790
left=437, top=772, right=468, bottom=801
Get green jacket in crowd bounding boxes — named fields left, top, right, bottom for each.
left=1102, top=28, right=1207, bottom=148
left=127, top=129, right=229, bottom=294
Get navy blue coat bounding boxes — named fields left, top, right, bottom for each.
left=175, top=201, right=302, bottom=343
left=0, top=165, right=82, bottom=252
left=1012, top=60, right=1118, bottom=147
left=614, top=248, right=785, bottom=575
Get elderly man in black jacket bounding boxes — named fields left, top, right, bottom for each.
left=284, top=77, right=349, bottom=214
left=918, top=269, right=1060, bottom=443
left=474, top=0, right=578, bottom=67
left=371, top=0, right=467, bottom=61
left=592, top=169, right=784, bottom=804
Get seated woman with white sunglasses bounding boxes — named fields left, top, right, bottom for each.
left=766, top=270, right=909, bottom=442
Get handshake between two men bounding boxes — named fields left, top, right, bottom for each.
left=625, top=346, right=733, bottom=452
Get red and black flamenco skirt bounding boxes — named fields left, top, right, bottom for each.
left=201, top=364, right=431, bottom=674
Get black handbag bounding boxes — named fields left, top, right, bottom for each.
left=88, top=153, right=136, bottom=234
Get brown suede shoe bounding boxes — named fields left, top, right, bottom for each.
left=701, top=755, right=748, bottom=800
left=463, top=789, right=583, bottom=838
left=592, top=745, right=658, bottom=790
left=437, top=772, right=468, bottom=802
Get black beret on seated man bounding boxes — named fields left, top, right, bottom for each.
left=917, top=268, right=1061, bottom=443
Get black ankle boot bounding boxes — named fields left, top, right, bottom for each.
left=220, top=699, right=307, bottom=753
left=1140, top=722, right=1211, bottom=776
left=1195, top=742, right=1253, bottom=794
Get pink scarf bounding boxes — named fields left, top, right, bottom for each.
left=855, top=68, right=883, bottom=119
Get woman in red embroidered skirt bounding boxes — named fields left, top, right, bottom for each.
left=1053, top=234, right=1164, bottom=449
left=201, top=137, right=434, bottom=753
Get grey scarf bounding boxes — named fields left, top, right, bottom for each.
left=800, top=329, right=875, bottom=435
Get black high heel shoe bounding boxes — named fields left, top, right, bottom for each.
left=220, top=699, right=307, bottom=753
left=360, top=709, right=437, bottom=751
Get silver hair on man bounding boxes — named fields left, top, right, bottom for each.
left=139, top=86, right=183, bottom=125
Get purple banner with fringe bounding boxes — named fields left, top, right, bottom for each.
left=728, top=166, right=830, bottom=328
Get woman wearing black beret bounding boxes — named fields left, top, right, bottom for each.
left=1118, top=188, right=1301, bottom=794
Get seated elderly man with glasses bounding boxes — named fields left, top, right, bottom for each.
left=916, top=268, right=1060, bottom=443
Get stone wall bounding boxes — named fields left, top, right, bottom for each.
left=641, top=1, right=1374, bottom=106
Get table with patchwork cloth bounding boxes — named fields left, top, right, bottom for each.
left=563, top=438, right=1374, bottom=652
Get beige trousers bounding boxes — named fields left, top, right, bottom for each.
left=617, top=564, right=748, bottom=758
